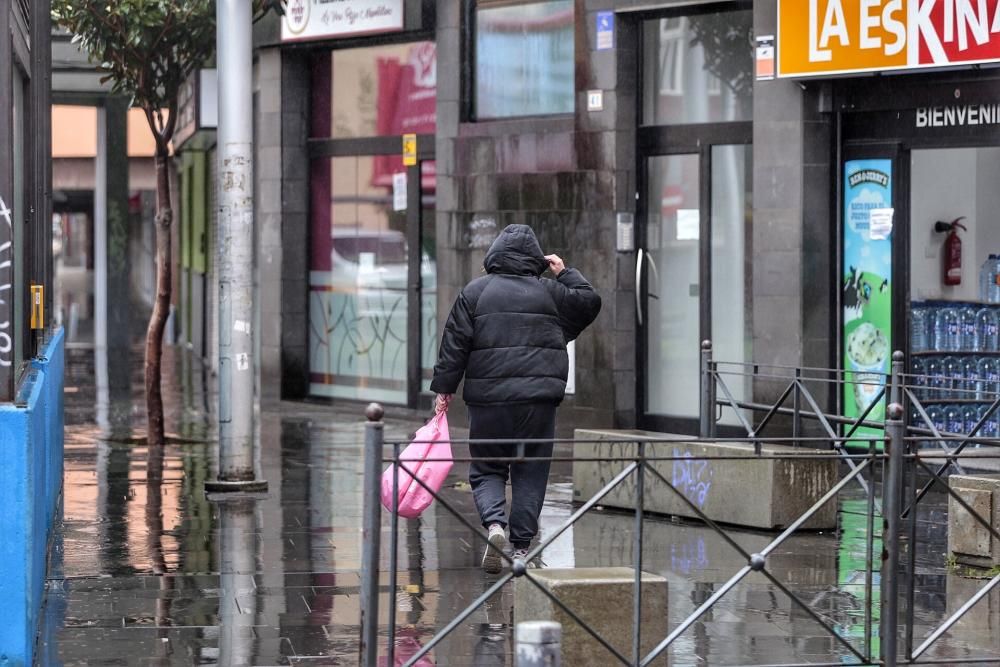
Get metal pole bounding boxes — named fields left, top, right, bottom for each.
left=516, top=621, right=562, bottom=667
left=633, top=441, right=645, bottom=666
left=793, top=367, right=802, bottom=443
left=215, top=497, right=258, bottom=667
left=359, top=403, right=385, bottom=666
left=208, top=0, right=266, bottom=492
left=700, top=340, right=712, bottom=438
left=881, top=401, right=905, bottom=667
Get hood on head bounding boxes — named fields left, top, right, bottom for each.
left=484, top=224, right=548, bottom=276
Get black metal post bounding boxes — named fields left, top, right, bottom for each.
left=633, top=440, right=645, bottom=665
left=700, top=340, right=712, bottom=438
left=881, top=401, right=905, bottom=667
left=359, top=403, right=384, bottom=666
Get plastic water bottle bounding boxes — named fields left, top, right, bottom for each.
left=927, top=357, right=945, bottom=400
left=961, top=357, right=980, bottom=399
left=964, top=405, right=982, bottom=448
left=910, top=356, right=928, bottom=399
left=981, top=255, right=997, bottom=302
left=977, top=357, right=995, bottom=399
left=992, top=256, right=1000, bottom=303
left=945, top=405, right=965, bottom=435
left=961, top=307, right=978, bottom=351
left=943, top=356, right=962, bottom=399
left=975, top=307, right=999, bottom=351
left=979, top=404, right=998, bottom=444
left=926, top=405, right=946, bottom=450
left=911, top=307, right=929, bottom=353
left=934, top=307, right=961, bottom=352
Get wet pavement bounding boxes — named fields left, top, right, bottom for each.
left=36, top=346, right=1000, bottom=665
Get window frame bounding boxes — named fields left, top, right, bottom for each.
left=464, top=0, right=577, bottom=123
left=638, top=1, right=754, bottom=128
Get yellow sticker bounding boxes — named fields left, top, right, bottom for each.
left=402, top=133, right=417, bottom=167
left=30, top=284, right=44, bottom=330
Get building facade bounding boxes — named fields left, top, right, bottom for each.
left=238, top=0, right=1000, bottom=437
left=1, top=0, right=53, bottom=400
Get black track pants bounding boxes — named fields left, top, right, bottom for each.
left=467, top=403, right=556, bottom=550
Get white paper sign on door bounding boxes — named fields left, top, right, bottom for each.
left=392, top=172, right=408, bottom=211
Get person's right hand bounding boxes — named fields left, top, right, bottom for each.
left=434, top=393, right=452, bottom=414
left=545, top=254, right=565, bottom=275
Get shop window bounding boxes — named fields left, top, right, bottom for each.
left=642, top=9, right=753, bottom=125
left=310, top=41, right=437, bottom=140
left=474, top=0, right=575, bottom=120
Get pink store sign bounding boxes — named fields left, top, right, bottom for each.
left=282, top=0, right=403, bottom=42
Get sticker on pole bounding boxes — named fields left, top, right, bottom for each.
left=402, top=134, right=417, bottom=166
left=237, top=353, right=250, bottom=371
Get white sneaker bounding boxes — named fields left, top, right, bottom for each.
left=482, top=524, right=507, bottom=574
left=512, top=548, right=543, bottom=569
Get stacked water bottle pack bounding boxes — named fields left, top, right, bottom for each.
left=910, top=299, right=1000, bottom=446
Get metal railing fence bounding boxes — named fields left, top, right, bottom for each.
left=355, top=345, right=1000, bottom=666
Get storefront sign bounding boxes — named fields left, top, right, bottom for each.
left=779, top=0, right=1000, bottom=77
left=843, top=159, right=894, bottom=446
left=281, top=0, right=404, bottom=42
left=916, top=103, right=1000, bottom=127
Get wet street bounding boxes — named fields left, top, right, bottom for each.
left=35, top=346, right=1000, bottom=666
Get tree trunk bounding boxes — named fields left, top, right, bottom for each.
left=145, top=149, right=172, bottom=448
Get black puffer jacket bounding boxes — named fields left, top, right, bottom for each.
left=431, top=225, right=602, bottom=406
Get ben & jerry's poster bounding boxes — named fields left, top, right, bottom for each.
left=843, top=159, right=893, bottom=445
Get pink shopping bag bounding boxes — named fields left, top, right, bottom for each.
left=380, top=411, right=453, bottom=518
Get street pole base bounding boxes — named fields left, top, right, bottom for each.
left=205, top=479, right=269, bottom=494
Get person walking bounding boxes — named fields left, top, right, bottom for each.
left=430, top=224, right=601, bottom=573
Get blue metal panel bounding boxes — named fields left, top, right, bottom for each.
left=0, top=329, right=64, bottom=666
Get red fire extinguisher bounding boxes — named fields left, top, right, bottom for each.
left=936, top=217, right=968, bottom=286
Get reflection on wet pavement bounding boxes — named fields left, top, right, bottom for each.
left=38, top=346, right=1000, bottom=665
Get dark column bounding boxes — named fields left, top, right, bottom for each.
left=95, top=97, right=132, bottom=431
left=278, top=51, right=310, bottom=400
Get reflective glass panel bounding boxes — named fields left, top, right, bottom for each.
left=642, top=11, right=753, bottom=125
left=421, top=161, right=437, bottom=394
left=476, top=0, right=575, bottom=119
left=711, top=145, right=752, bottom=425
left=645, top=153, right=700, bottom=418
left=309, top=156, right=409, bottom=403
left=311, top=41, right=437, bottom=139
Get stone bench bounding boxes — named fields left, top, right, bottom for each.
left=948, top=474, right=1000, bottom=569
left=514, top=567, right=668, bottom=666
left=572, top=429, right=839, bottom=530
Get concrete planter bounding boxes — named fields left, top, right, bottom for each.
left=948, top=474, right=1000, bottom=569
left=572, top=429, right=839, bottom=530
left=514, top=567, right=668, bottom=666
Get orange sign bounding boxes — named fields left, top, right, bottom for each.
left=779, top=0, right=1000, bottom=77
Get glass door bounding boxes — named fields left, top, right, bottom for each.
left=307, top=152, right=435, bottom=407
left=643, top=153, right=701, bottom=421
left=639, top=144, right=752, bottom=433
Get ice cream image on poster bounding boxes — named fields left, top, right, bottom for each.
left=843, top=159, right=893, bottom=446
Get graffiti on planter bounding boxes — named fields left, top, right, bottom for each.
left=0, top=196, right=12, bottom=369
left=672, top=448, right=713, bottom=508
left=671, top=535, right=709, bottom=575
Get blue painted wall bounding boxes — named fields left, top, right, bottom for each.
left=0, top=329, right=65, bottom=666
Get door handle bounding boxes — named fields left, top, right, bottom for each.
left=636, top=248, right=644, bottom=327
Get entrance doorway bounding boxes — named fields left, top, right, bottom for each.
left=635, top=5, right=753, bottom=434
left=839, top=78, right=1000, bottom=457
left=306, top=40, right=438, bottom=409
